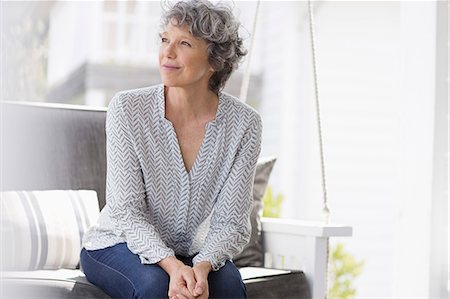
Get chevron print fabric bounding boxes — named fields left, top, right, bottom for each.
left=83, top=84, right=262, bottom=271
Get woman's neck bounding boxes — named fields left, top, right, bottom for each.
left=164, top=86, right=218, bottom=124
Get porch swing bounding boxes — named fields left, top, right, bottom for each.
left=239, top=1, right=353, bottom=298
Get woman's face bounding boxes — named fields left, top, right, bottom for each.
left=159, top=22, right=214, bottom=91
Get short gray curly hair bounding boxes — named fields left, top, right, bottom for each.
left=161, top=0, right=247, bottom=94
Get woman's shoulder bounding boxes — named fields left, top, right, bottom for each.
left=111, top=84, right=163, bottom=106
left=107, top=84, right=163, bottom=121
left=220, top=92, right=261, bottom=126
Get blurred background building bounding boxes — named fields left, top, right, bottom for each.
left=45, top=1, right=261, bottom=107
left=1, top=1, right=447, bottom=298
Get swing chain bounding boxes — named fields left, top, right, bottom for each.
left=308, top=1, right=331, bottom=298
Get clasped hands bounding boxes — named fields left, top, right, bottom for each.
left=160, top=257, right=211, bottom=299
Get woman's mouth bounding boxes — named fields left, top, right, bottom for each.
left=162, top=64, right=181, bottom=70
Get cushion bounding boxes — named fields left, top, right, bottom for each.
left=241, top=267, right=310, bottom=299
left=0, top=267, right=309, bottom=299
left=0, top=190, right=100, bottom=270
left=233, top=156, right=277, bottom=267
left=1, top=269, right=110, bottom=298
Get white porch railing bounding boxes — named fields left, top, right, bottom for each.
left=261, top=217, right=353, bottom=299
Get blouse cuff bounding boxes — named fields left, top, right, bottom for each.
left=192, top=254, right=226, bottom=272
left=138, top=248, right=176, bottom=265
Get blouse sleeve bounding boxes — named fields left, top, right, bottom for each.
left=105, top=93, right=175, bottom=264
left=192, top=113, right=262, bottom=271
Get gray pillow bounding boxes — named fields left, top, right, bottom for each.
left=233, top=156, right=277, bottom=267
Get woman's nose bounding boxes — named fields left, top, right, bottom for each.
left=163, top=43, right=176, bottom=58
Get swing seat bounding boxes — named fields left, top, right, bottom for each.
left=0, top=101, right=352, bottom=299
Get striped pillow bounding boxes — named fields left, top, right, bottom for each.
left=0, top=190, right=100, bottom=270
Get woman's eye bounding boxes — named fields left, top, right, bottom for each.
left=161, top=37, right=169, bottom=43
left=181, top=41, right=192, bottom=47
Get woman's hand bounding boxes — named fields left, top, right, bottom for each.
left=192, top=261, right=212, bottom=299
left=159, top=257, right=197, bottom=299
left=168, top=264, right=197, bottom=299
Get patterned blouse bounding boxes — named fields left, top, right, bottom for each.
left=82, top=84, right=262, bottom=271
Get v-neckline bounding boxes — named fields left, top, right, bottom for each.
left=160, top=87, right=223, bottom=179
left=167, top=120, right=212, bottom=177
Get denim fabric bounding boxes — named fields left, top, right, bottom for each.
left=80, top=243, right=246, bottom=299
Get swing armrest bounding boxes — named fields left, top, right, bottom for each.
left=261, top=217, right=352, bottom=237
left=260, top=217, right=352, bottom=299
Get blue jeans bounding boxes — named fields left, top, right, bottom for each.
left=80, top=243, right=246, bottom=299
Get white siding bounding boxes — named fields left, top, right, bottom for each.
left=255, top=1, right=438, bottom=298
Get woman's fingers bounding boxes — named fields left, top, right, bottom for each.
left=193, top=280, right=208, bottom=299
left=168, top=286, right=199, bottom=298
left=193, top=280, right=205, bottom=296
left=168, top=265, right=197, bottom=299
left=181, top=268, right=197, bottom=296
left=192, top=265, right=209, bottom=297
left=169, top=285, right=195, bottom=299
left=177, top=282, right=196, bottom=299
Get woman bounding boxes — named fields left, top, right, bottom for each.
left=80, top=1, right=262, bottom=298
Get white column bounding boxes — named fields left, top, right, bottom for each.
left=429, top=0, right=449, bottom=298
left=392, top=1, right=437, bottom=297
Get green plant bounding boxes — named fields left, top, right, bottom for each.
left=262, top=185, right=284, bottom=218
left=328, top=243, right=364, bottom=299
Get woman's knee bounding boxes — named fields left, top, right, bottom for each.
left=80, top=248, right=135, bottom=298
left=208, top=260, right=246, bottom=299
left=80, top=245, right=169, bottom=299
left=133, top=265, right=170, bottom=299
